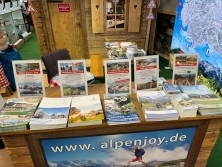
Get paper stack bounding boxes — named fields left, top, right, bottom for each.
left=29, top=97, right=72, bottom=130
left=104, top=94, right=140, bottom=125
left=179, top=85, right=222, bottom=116
left=137, top=90, right=179, bottom=121
left=171, top=93, right=198, bottom=118
left=0, top=97, right=40, bottom=132
left=68, top=94, right=104, bottom=127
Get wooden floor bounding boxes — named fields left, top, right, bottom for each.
left=0, top=74, right=49, bottom=167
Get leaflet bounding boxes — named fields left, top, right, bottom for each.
left=12, top=60, right=45, bottom=97
left=58, top=60, right=88, bottom=97
left=172, top=53, right=199, bottom=85
left=104, top=59, right=131, bottom=94
left=134, top=55, right=159, bottom=91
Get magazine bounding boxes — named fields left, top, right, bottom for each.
left=163, top=84, right=181, bottom=99
left=68, top=94, right=104, bottom=127
left=104, top=59, right=131, bottom=94
left=29, top=97, right=72, bottom=130
left=172, top=53, right=199, bottom=86
left=134, top=55, right=159, bottom=91
left=12, top=60, right=45, bottom=97
left=58, top=60, right=88, bottom=97
left=179, top=85, right=222, bottom=109
left=137, top=90, right=179, bottom=121
left=171, top=93, right=198, bottom=118
left=103, top=94, right=140, bottom=125
left=0, top=97, right=40, bottom=132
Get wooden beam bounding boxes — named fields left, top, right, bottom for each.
left=145, top=7, right=152, bottom=52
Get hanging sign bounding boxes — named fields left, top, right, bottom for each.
left=146, top=12, right=155, bottom=20
left=147, top=0, right=156, bottom=8
left=58, top=3, right=71, bottom=13
left=26, top=4, right=37, bottom=12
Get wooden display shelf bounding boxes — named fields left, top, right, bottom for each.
left=1, top=84, right=222, bottom=167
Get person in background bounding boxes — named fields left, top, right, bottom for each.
left=107, top=8, right=114, bottom=20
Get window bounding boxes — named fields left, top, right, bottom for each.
left=106, top=0, right=126, bottom=30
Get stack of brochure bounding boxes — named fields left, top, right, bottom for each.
left=68, top=94, right=104, bottom=127
left=29, top=97, right=72, bottom=130
left=158, top=77, right=168, bottom=90
left=163, top=84, right=181, bottom=99
left=0, top=97, right=40, bottom=132
left=103, top=94, right=140, bottom=125
left=179, top=85, right=222, bottom=116
left=137, top=91, right=179, bottom=121
left=171, top=93, right=198, bottom=118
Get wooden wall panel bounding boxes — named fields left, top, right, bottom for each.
left=91, top=0, right=104, bottom=33
left=48, top=0, right=86, bottom=59
left=128, top=0, right=142, bottom=32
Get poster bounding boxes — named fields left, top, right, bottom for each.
left=58, top=60, right=88, bottom=97
left=104, top=59, right=131, bottom=94
left=172, top=53, right=199, bottom=85
left=12, top=60, right=45, bottom=97
left=41, top=127, right=196, bottom=167
left=171, top=0, right=222, bottom=96
left=134, top=55, right=159, bottom=91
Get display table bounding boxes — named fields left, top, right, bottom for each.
left=1, top=84, right=222, bottom=167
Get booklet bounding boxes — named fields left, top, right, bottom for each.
left=29, top=97, right=72, bottom=130
left=12, top=60, right=45, bottom=97
left=172, top=53, right=199, bottom=85
left=134, top=55, right=159, bottom=91
left=68, top=94, right=104, bottom=127
left=103, top=94, right=140, bottom=125
left=58, top=60, right=88, bottom=97
left=104, top=59, right=131, bottom=94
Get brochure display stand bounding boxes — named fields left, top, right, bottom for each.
left=1, top=84, right=222, bottom=167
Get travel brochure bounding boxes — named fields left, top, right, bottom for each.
left=104, top=59, right=131, bottom=94
left=103, top=94, right=140, bottom=125
left=172, top=53, right=199, bottom=85
left=0, top=97, right=40, bottom=132
left=134, top=55, right=159, bottom=91
left=12, top=60, right=45, bottom=97
left=29, top=97, right=72, bottom=130
left=58, top=60, right=88, bottom=97
left=68, top=94, right=104, bottom=127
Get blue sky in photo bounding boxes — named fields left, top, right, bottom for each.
left=41, top=127, right=196, bottom=164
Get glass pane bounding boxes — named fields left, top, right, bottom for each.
left=106, top=0, right=126, bottom=29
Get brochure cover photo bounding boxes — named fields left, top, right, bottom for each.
left=172, top=54, right=199, bottom=86
left=134, top=55, right=159, bottom=91
left=104, top=59, right=131, bottom=95
left=41, top=127, right=196, bottom=167
left=58, top=60, right=88, bottom=97
left=12, top=60, right=45, bottom=97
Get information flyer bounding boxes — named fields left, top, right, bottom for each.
left=172, top=53, right=199, bottom=85
left=104, top=59, right=131, bottom=94
left=12, top=60, right=45, bottom=97
left=58, top=60, right=88, bottom=97
left=134, top=55, right=159, bottom=91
